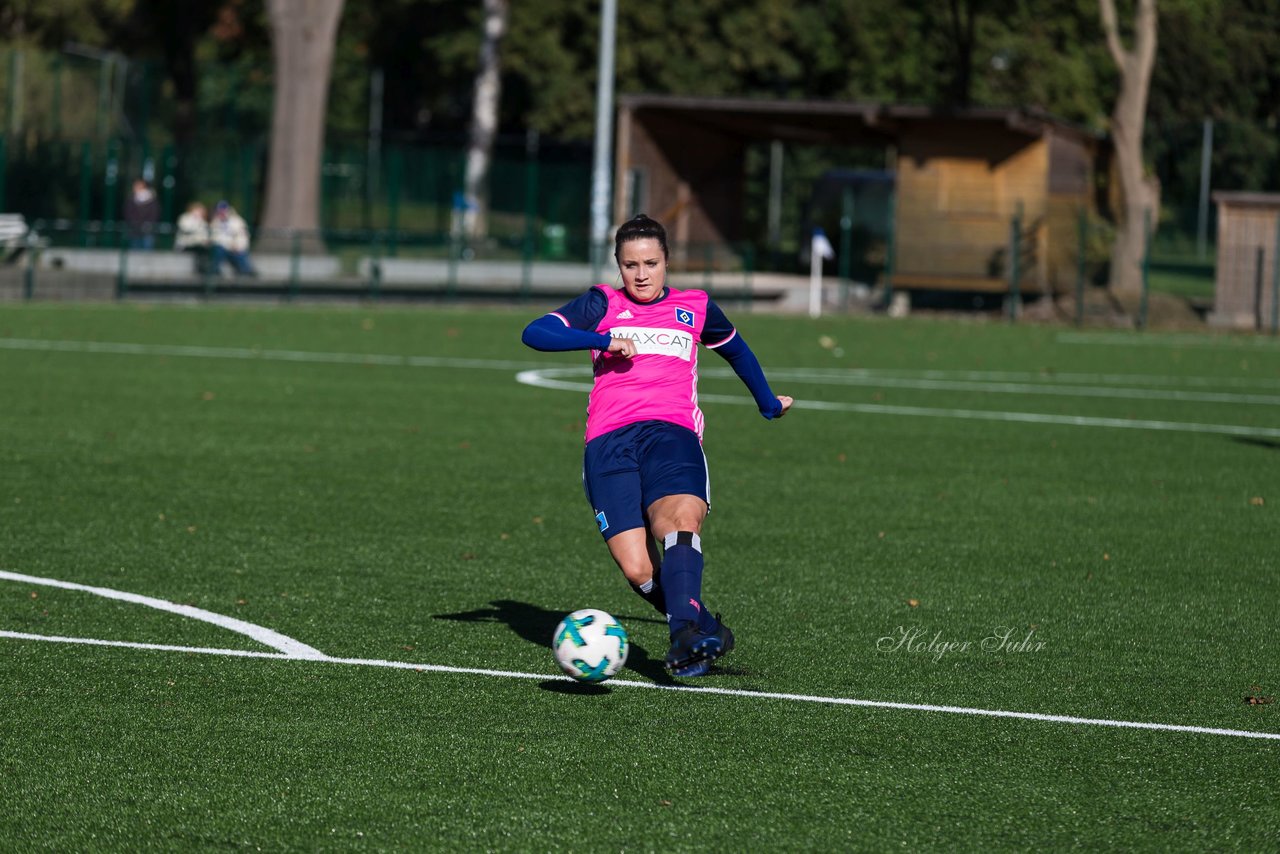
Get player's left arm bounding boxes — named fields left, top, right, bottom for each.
left=703, top=300, right=793, bottom=419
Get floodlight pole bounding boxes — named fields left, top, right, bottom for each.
left=589, top=0, right=617, bottom=280
left=1196, top=117, right=1214, bottom=260
left=64, top=42, right=125, bottom=141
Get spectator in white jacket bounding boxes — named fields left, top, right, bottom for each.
left=209, top=200, right=257, bottom=276
left=175, top=201, right=209, bottom=250
left=174, top=201, right=215, bottom=274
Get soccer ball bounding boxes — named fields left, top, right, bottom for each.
left=552, top=608, right=629, bottom=683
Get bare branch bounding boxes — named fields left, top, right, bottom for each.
left=1099, top=0, right=1127, bottom=69
left=1133, top=0, right=1158, bottom=75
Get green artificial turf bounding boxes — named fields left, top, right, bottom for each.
left=1, top=302, right=1277, bottom=850
left=1148, top=258, right=1216, bottom=301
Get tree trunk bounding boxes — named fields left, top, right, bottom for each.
left=146, top=0, right=206, bottom=149
left=259, top=0, right=344, bottom=252
left=461, top=0, right=509, bottom=242
left=1100, top=0, right=1159, bottom=297
left=945, top=0, right=977, bottom=107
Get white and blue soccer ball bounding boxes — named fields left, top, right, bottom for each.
left=552, top=608, right=628, bottom=683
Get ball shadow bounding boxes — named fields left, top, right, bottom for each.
left=433, top=599, right=676, bottom=684
left=538, top=680, right=611, bottom=696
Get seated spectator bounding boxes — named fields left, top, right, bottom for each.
left=209, top=201, right=257, bottom=277
left=174, top=201, right=212, bottom=270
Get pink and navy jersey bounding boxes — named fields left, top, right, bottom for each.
left=548, top=284, right=738, bottom=443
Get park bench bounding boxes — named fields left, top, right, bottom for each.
left=39, top=247, right=341, bottom=281
left=0, top=214, right=47, bottom=263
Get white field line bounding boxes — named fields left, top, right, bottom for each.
left=1057, top=331, right=1280, bottom=350
left=517, top=368, right=1280, bottom=439
left=7, top=335, right=1280, bottom=393
left=6, top=334, right=1280, bottom=434
left=756, top=367, right=1280, bottom=391
left=0, top=569, right=326, bottom=659
left=0, top=337, right=549, bottom=372
left=2, top=628, right=1278, bottom=743
left=7, top=333, right=1280, bottom=406
left=728, top=368, right=1280, bottom=406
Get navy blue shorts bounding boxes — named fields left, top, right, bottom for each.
left=583, top=420, right=709, bottom=540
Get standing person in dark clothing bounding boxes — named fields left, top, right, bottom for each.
left=123, top=178, right=160, bottom=250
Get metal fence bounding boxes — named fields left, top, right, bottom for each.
left=0, top=133, right=596, bottom=253
left=0, top=208, right=1197, bottom=331
left=0, top=219, right=776, bottom=309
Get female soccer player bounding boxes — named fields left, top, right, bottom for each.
left=522, top=214, right=792, bottom=677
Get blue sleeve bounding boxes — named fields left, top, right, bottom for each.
left=701, top=299, right=736, bottom=347
left=711, top=333, right=784, bottom=419
left=522, top=315, right=613, bottom=352
left=551, top=289, right=609, bottom=330
left=521, top=289, right=612, bottom=352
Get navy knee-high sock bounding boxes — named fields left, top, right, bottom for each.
left=661, top=531, right=717, bottom=635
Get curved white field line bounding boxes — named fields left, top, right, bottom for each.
left=0, top=569, right=326, bottom=659
left=515, top=368, right=1280, bottom=439
left=2, top=628, right=1277, bottom=742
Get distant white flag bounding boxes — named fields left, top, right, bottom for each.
left=808, top=229, right=835, bottom=319
left=811, top=228, right=835, bottom=260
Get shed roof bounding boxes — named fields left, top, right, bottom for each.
left=1212, top=191, right=1280, bottom=208
left=616, top=94, right=1104, bottom=147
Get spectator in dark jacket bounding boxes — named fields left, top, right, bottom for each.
left=123, top=178, right=160, bottom=250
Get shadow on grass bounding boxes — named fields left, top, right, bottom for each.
left=1232, top=436, right=1280, bottom=451
left=433, top=599, right=674, bottom=684
left=538, top=680, right=612, bottom=696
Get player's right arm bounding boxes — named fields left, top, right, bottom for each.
left=522, top=290, right=636, bottom=356
left=703, top=299, right=792, bottom=419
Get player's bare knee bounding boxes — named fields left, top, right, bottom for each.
left=673, top=511, right=705, bottom=533
left=607, top=539, right=655, bottom=585
left=654, top=513, right=704, bottom=539
left=616, top=559, right=653, bottom=586
left=648, top=498, right=706, bottom=538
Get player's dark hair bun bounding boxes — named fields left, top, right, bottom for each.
left=614, top=214, right=669, bottom=260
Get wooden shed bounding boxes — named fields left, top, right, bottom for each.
left=1209, top=192, right=1280, bottom=330
left=613, top=95, right=1105, bottom=296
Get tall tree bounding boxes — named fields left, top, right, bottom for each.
left=461, top=0, right=509, bottom=240
left=1100, top=0, right=1159, bottom=297
left=258, top=0, right=344, bottom=248
left=121, top=0, right=224, bottom=148
left=945, top=0, right=981, bottom=106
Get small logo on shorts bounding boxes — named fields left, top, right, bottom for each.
left=595, top=510, right=609, bottom=532
left=675, top=308, right=696, bottom=328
